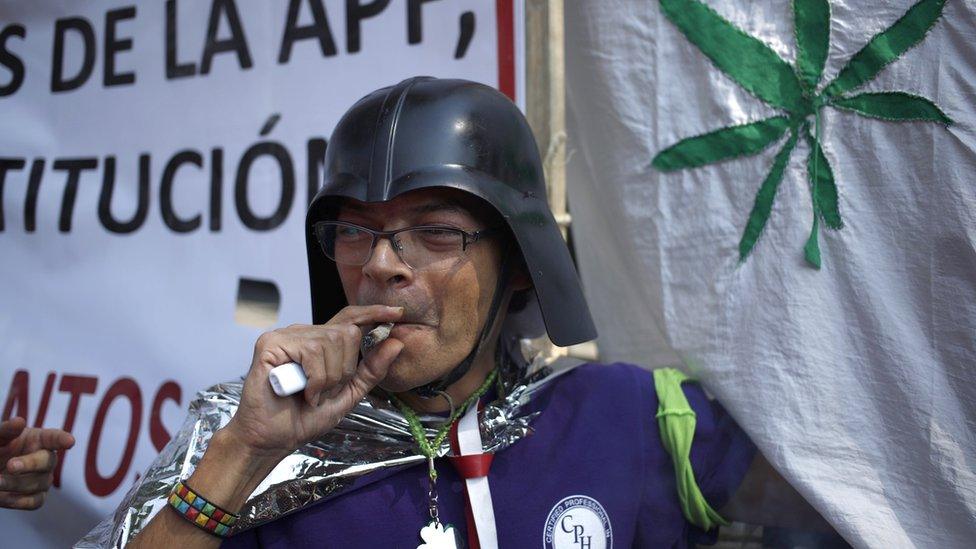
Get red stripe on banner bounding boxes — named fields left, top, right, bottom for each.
left=496, top=0, right=515, bottom=101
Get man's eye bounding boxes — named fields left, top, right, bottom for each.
left=336, top=226, right=367, bottom=239
left=416, top=228, right=459, bottom=243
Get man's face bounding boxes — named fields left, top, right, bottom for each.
left=334, top=187, right=506, bottom=393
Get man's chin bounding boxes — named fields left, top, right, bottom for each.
left=375, top=376, right=414, bottom=394
left=376, top=358, right=429, bottom=394
left=377, top=354, right=448, bottom=394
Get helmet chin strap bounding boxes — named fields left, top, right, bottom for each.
left=412, top=249, right=513, bottom=399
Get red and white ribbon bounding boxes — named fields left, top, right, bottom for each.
left=449, top=401, right=497, bottom=549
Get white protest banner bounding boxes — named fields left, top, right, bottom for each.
left=565, top=0, right=975, bottom=547
left=0, top=1, right=524, bottom=546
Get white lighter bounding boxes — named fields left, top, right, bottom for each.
left=267, top=323, right=395, bottom=397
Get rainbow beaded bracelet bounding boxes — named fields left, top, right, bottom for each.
left=167, top=480, right=238, bottom=537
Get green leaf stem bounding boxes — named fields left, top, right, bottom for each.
left=804, top=216, right=822, bottom=269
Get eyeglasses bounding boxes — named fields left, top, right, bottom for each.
left=312, top=221, right=500, bottom=271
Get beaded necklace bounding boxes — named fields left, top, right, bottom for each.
left=390, top=369, right=499, bottom=547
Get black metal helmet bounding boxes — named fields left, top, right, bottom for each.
left=305, top=76, right=596, bottom=366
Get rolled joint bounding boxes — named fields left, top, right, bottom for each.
left=360, top=322, right=395, bottom=355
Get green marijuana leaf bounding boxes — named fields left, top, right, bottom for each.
left=653, top=0, right=953, bottom=268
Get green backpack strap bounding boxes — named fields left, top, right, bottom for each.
left=653, top=367, right=729, bottom=531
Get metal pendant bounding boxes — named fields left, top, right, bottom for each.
left=417, top=455, right=462, bottom=548
left=417, top=520, right=461, bottom=549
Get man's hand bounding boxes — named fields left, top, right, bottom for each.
left=223, top=304, right=405, bottom=461
left=130, top=305, right=405, bottom=549
left=0, top=417, right=75, bottom=510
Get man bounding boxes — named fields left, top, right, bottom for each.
left=102, top=77, right=824, bottom=548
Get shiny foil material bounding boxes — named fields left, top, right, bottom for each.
left=75, top=339, right=577, bottom=548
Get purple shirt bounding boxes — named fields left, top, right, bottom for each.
left=222, top=363, right=756, bottom=548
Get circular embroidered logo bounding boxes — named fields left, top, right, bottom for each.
left=543, top=495, right=613, bottom=549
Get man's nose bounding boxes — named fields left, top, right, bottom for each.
left=361, top=236, right=412, bottom=286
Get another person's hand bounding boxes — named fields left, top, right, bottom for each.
left=223, top=304, right=405, bottom=461
left=0, top=417, right=75, bottom=510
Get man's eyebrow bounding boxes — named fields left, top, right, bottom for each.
left=406, top=201, right=465, bottom=215
left=338, top=201, right=369, bottom=213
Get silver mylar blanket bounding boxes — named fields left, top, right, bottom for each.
left=76, top=337, right=576, bottom=548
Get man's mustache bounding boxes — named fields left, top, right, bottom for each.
left=356, top=292, right=437, bottom=326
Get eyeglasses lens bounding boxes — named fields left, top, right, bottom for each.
left=315, top=223, right=466, bottom=271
